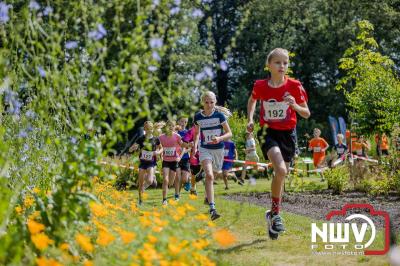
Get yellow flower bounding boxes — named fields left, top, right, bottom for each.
left=207, top=221, right=216, bottom=227
left=176, top=207, right=186, bottom=216
left=28, top=211, right=41, bottom=220
left=75, top=233, right=94, bottom=253
left=31, top=233, right=54, bottom=250
left=89, top=202, right=108, bottom=217
left=213, top=229, right=236, bottom=247
left=96, top=229, right=115, bottom=246
left=15, top=205, right=23, bottom=215
left=168, top=243, right=181, bottom=256
left=139, top=217, right=151, bottom=227
left=24, top=195, right=35, bottom=208
left=59, top=243, right=69, bottom=251
left=142, top=192, right=149, bottom=200
left=172, top=214, right=183, bottom=221
left=153, top=217, right=168, bottom=227
left=33, top=187, right=40, bottom=194
left=168, top=199, right=178, bottom=206
left=197, top=229, right=207, bottom=236
left=119, top=230, right=136, bottom=244
left=36, top=257, right=63, bottom=266
left=147, top=235, right=158, bottom=244
left=131, top=203, right=139, bottom=213
left=192, top=239, right=209, bottom=250
left=195, top=214, right=208, bottom=221
left=184, top=203, right=195, bottom=211
left=27, top=219, right=45, bottom=234
left=188, top=194, right=197, bottom=200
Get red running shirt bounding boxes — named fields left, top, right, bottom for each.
left=251, top=77, right=306, bottom=130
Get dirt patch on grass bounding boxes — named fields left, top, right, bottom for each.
left=225, top=190, right=400, bottom=231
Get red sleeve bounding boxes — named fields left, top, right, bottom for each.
left=251, top=80, right=266, bottom=100
left=289, top=79, right=306, bottom=105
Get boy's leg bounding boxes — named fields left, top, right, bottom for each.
left=172, top=169, right=180, bottom=200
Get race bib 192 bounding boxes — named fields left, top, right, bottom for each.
left=203, top=129, right=221, bottom=144
left=313, top=147, right=321, bottom=152
left=263, top=101, right=289, bottom=121
left=140, top=150, right=154, bottom=161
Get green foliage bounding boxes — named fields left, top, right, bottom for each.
left=325, top=166, right=349, bottom=194
left=336, top=20, right=400, bottom=135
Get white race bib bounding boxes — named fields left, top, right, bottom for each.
left=140, top=150, right=154, bottom=161
left=203, top=129, right=221, bottom=144
left=313, top=147, right=321, bottom=152
left=224, top=149, right=230, bottom=157
left=337, top=148, right=344, bottom=154
left=263, top=101, right=288, bottom=121
left=163, top=147, right=176, bottom=157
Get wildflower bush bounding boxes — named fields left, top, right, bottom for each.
left=0, top=0, right=220, bottom=263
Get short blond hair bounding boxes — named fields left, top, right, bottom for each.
left=337, top=133, right=344, bottom=140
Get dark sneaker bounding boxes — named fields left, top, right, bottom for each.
left=265, top=210, right=285, bottom=240
left=190, top=190, right=198, bottom=196
left=174, top=194, right=180, bottom=201
left=162, top=199, right=168, bottom=206
left=224, top=187, right=229, bottom=190
left=138, top=199, right=143, bottom=206
left=210, top=209, right=221, bottom=221
left=183, top=182, right=191, bottom=192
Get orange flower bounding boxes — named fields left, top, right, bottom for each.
left=213, top=229, right=236, bottom=247
left=83, top=260, right=93, bottom=266
left=36, top=257, right=63, bottom=266
left=168, top=199, right=178, bottom=206
left=89, top=202, right=108, bottom=217
left=96, top=229, right=115, bottom=246
left=152, top=226, right=163, bottom=233
left=31, top=233, right=54, bottom=250
left=147, top=235, right=158, bottom=244
left=207, top=221, right=216, bottom=227
left=27, top=219, right=45, bottom=234
left=197, top=229, right=207, bottom=236
left=119, top=230, right=136, bottom=244
left=139, top=217, right=151, bottom=227
left=75, top=233, right=94, bottom=253
left=184, top=203, right=195, bottom=211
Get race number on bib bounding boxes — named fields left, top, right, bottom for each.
left=140, top=150, right=154, bottom=161
left=263, top=101, right=288, bottom=121
left=203, top=129, right=221, bottom=144
left=313, top=147, right=321, bottom=152
left=224, top=149, right=230, bottom=157
left=164, top=147, right=176, bottom=157
left=337, top=148, right=344, bottom=154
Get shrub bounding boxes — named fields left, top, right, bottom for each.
left=325, top=166, right=349, bottom=194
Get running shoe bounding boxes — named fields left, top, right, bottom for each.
left=162, top=199, right=168, bottom=206
left=210, top=209, right=221, bottom=221
left=265, top=210, right=285, bottom=240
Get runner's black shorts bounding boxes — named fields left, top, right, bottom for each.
left=162, top=161, right=178, bottom=171
left=178, top=158, right=190, bottom=172
left=257, top=127, right=296, bottom=163
left=190, top=164, right=201, bottom=176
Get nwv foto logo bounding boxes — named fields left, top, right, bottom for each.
left=310, top=204, right=390, bottom=255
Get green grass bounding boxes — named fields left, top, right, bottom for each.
left=135, top=177, right=391, bottom=265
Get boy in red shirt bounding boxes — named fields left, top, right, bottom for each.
left=247, top=48, right=310, bottom=239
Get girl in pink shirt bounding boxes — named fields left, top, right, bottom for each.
left=159, top=120, right=183, bottom=205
